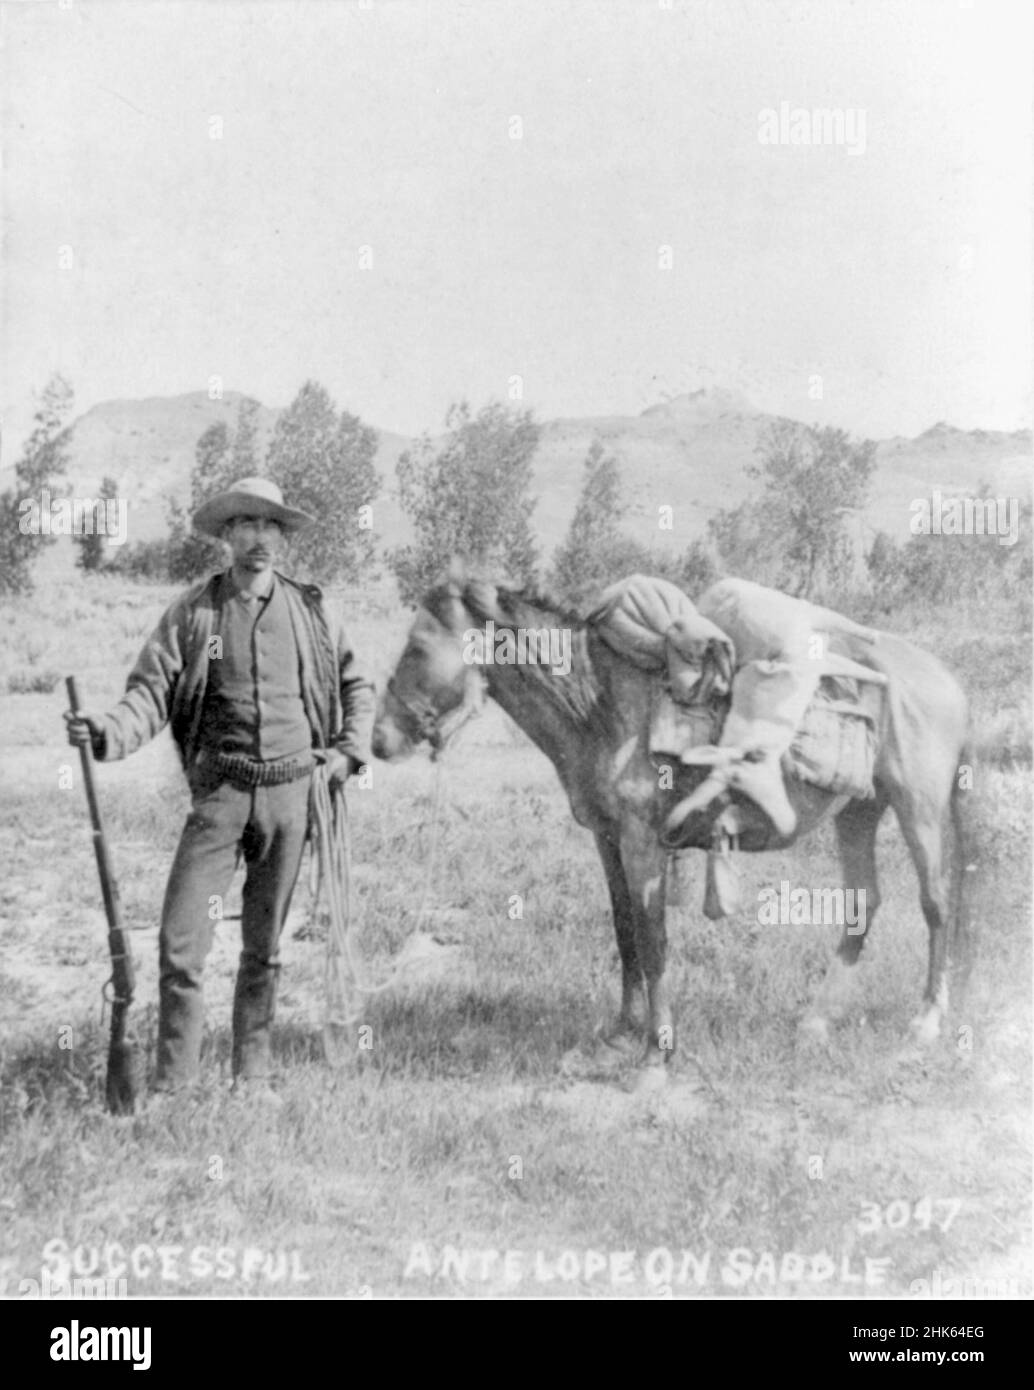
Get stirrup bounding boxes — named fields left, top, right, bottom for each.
left=704, top=826, right=742, bottom=919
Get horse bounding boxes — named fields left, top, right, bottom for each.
left=371, top=566, right=973, bottom=1086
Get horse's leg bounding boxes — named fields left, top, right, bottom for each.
left=617, top=816, right=673, bottom=1087
left=801, top=795, right=887, bottom=1043
left=891, top=787, right=955, bottom=1044
left=595, top=829, right=645, bottom=1050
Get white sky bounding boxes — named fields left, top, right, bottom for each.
left=1, top=0, right=1031, bottom=453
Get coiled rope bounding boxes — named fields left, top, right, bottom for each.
left=309, top=759, right=444, bottom=1067
left=309, top=676, right=482, bottom=1066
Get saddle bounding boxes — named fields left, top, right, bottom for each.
left=589, top=576, right=883, bottom=910
left=591, top=574, right=879, bottom=796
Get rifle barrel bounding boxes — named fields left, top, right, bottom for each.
left=66, top=677, right=133, bottom=999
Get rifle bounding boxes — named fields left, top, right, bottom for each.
left=66, top=676, right=143, bottom=1114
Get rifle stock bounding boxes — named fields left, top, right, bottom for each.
left=66, top=676, right=143, bottom=1114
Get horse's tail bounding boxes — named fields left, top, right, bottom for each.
left=950, top=742, right=977, bottom=998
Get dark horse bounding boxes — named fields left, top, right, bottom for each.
left=372, top=565, right=972, bottom=1087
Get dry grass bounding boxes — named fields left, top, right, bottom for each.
left=0, top=574, right=1029, bottom=1300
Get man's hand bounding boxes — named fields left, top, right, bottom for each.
left=64, top=709, right=105, bottom=756
left=326, top=750, right=360, bottom=792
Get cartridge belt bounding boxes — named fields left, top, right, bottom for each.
left=203, top=749, right=314, bottom=787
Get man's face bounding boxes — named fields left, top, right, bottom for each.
left=224, top=515, right=286, bottom=572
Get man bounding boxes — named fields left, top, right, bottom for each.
left=65, top=477, right=375, bottom=1104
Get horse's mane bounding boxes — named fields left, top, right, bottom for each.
left=423, top=579, right=584, bottom=628
left=494, top=585, right=587, bottom=631
left=423, top=578, right=604, bottom=728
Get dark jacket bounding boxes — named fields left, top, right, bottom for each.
left=99, top=571, right=375, bottom=773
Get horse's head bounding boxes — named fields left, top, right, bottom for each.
left=372, top=570, right=490, bottom=761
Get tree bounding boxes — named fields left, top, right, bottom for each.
left=266, top=383, right=381, bottom=585
left=550, top=439, right=626, bottom=607
left=193, top=418, right=240, bottom=507
left=0, top=373, right=75, bottom=595
left=165, top=399, right=266, bottom=582
left=549, top=440, right=723, bottom=607
left=679, top=535, right=722, bottom=594
left=0, top=493, right=33, bottom=595
left=229, top=396, right=262, bottom=477
left=705, top=496, right=785, bottom=589
left=166, top=421, right=234, bottom=580
left=73, top=474, right=120, bottom=572
left=391, top=401, right=540, bottom=604
left=748, top=419, right=878, bottom=597
left=107, top=536, right=174, bottom=583
left=866, top=488, right=1032, bottom=613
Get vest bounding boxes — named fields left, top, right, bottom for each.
left=200, top=575, right=312, bottom=761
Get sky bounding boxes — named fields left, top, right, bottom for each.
left=1, top=0, right=1031, bottom=457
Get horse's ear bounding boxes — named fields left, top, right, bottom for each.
left=464, top=574, right=498, bottom=616
left=444, top=555, right=466, bottom=595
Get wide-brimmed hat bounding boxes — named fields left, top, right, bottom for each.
left=192, top=477, right=314, bottom=537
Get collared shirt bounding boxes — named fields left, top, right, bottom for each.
left=98, top=569, right=376, bottom=774
left=200, top=573, right=312, bottom=761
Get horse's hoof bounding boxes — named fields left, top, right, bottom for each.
left=910, top=1010, right=942, bottom=1046
left=630, top=1065, right=669, bottom=1095
left=600, top=1029, right=642, bottom=1059
left=799, top=1014, right=832, bottom=1047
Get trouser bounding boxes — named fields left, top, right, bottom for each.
left=156, top=771, right=311, bottom=1089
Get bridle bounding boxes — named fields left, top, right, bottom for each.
left=385, top=677, right=441, bottom=747
left=385, top=667, right=484, bottom=758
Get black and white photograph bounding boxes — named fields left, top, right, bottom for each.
left=0, top=0, right=1030, bottom=1321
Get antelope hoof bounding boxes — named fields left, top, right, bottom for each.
left=663, top=772, right=729, bottom=838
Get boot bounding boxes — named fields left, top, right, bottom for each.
left=232, top=961, right=280, bottom=1081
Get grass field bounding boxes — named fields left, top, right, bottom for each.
left=0, top=575, right=1029, bottom=1300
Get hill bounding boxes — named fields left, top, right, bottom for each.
left=5, top=387, right=1029, bottom=571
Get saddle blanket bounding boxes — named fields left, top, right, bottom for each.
left=790, top=690, right=877, bottom=799
left=650, top=678, right=877, bottom=801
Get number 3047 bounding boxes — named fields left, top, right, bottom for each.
left=856, top=1198, right=961, bottom=1235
